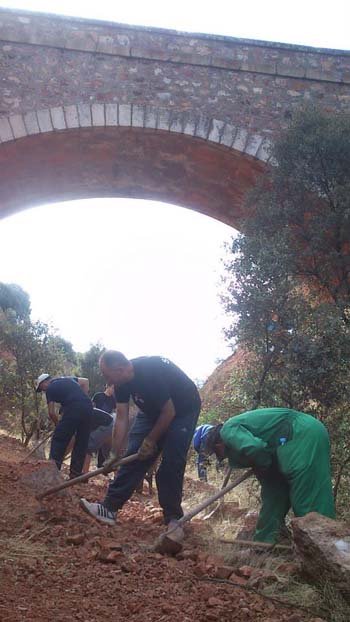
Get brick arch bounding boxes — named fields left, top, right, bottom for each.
left=0, top=103, right=269, bottom=226
left=1, top=102, right=272, bottom=163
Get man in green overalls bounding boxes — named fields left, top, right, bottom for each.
left=204, top=408, right=335, bottom=543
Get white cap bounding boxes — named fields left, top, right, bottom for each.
left=35, top=373, right=51, bottom=392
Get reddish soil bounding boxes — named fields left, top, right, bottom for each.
left=0, top=436, right=308, bottom=622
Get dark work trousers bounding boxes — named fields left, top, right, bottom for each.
left=104, top=407, right=200, bottom=522
left=49, top=402, right=93, bottom=477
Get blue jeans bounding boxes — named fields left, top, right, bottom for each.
left=49, top=402, right=92, bottom=477
left=104, top=408, right=200, bottom=522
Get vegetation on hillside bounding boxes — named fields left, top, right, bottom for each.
left=203, top=107, right=350, bottom=510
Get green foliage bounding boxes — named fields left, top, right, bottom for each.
left=0, top=282, right=31, bottom=319
left=78, top=342, right=105, bottom=397
left=0, top=311, right=67, bottom=443
left=222, top=107, right=350, bottom=510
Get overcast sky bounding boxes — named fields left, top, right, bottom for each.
left=0, top=0, right=348, bottom=382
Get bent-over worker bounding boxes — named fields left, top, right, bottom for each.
left=80, top=351, right=201, bottom=534
left=204, top=407, right=335, bottom=543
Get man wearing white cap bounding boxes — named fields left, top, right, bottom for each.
left=35, top=373, right=93, bottom=478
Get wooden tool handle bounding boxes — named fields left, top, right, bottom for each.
left=36, top=452, right=139, bottom=500
left=177, top=469, right=253, bottom=527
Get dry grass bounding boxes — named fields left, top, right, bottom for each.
left=0, top=534, right=52, bottom=563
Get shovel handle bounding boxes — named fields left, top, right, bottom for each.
left=21, top=431, right=54, bottom=464
left=176, top=468, right=253, bottom=527
left=36, top=452, right=139, bottom=500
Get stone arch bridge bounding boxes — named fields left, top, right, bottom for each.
left=0, top=8, right=350, bottom=226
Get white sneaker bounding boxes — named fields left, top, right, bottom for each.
left=80, top=498, right=116, bottom=526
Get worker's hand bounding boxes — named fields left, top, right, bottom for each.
left=102, top=450, right=120, bottom=474
left=138, top=437, right=158, bottom=461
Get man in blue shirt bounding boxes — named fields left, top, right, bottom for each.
left=35, top=373, right=93, bottom=478
left=193, top=424, right=214, bottom=482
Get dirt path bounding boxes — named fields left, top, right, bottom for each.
left=0, top=436, right=309, bottom=622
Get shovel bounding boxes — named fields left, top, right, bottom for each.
left=36, top=452, right=139, bottom=500
left=155, top=468, right=253, bottom=555
left=21, top=431, right=54, bottom=464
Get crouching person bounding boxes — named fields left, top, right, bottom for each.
left=193, top=424, right=214, bottom=482
left=80, top=351, right=201, bottom=536
left=35, top=373, right=93, bottom=479
left=203, top=407, right=336, bottom=543
left=83, top=411, right=116, bottom=473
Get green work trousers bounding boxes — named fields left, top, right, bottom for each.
left=254, top=413, right=335, bottom=543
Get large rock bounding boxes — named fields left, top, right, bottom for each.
left=20, top=460, right=66, bottom=495
left=292, top=512, right=350, bottom=602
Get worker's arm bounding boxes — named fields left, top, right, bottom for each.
left=111, top=403, right=130, bottom=457
left=221, top=421, right=272, bottom=469
left=137, top=399, right=176, bottom=460
left=147, top=399, right=176, bottom=444
left=77, top=377, right=89, bottom=395
left=47, top=402, right=59, bottom=426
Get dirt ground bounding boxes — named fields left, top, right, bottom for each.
left=0, top=435, right=317, bottom=622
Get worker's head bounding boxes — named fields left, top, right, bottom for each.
left=35, top=373, right=52, bottom=393
left=99, top=350, right=133, bottom=387
left=104, top=384, right=115, bottom=397
left=203, top=424, right=225, bottom=460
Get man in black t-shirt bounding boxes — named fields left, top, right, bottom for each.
left=92, top=385, right=117, bottom=414
left=80, top=351, right=201, bottom=529
left=35, top=373, right=93, bottom=478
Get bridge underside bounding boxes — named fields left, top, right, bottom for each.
left=0, top=128, right=265, bottom=226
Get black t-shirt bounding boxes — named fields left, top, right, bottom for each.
left=46, top=377, right=91, bottom=408
left=92, top=392, right=117, bottom=414
left=114, top=356, right=201, bottom=417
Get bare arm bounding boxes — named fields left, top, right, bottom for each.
left=47, top=402, right=59, bottom=426
left=77, top=377, right=89, bottom=395
left=112, top=403, right=130, bottom=457
left=147, top=399, right=176, bottom=444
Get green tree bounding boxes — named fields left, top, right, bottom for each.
left=0, top=282, right=31, bottom=318
left=222, top=107, right=350, bottom=506
left=0, top=311, right=68, bottom=444
left=78, top=342, right=105, bottom=397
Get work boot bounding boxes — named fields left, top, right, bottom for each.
left=80, top=498, right=116, bottom=526
left=168, top=519, right=185, bottom=543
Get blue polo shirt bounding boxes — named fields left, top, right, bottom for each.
left=193, top=424, right=214, bottom=453
left=46, top=377, right=91, bottom=408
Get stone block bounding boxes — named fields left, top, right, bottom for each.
left=37, top=109, right=53, bottom=133
left=276, top=63, right=306, bottom=78
left=9, top=114, right=27, bottom=138
left=157, top=108, right=171, bottom=131
left=64, top=104, right=79, bottom=128
left=256, top=138, right=273, bottom=162
left=232, top=128, right=248, bottom=152
left=51, top=106, right=66, bottom=130
left=292, top=512, right=350, bottom=602
left=23, top=111, right=39, bottom=135
left=132, top=104, right=144, bottom=128
left=220, top=123, right=236, bottom=147
left=77, top=104, right=92, bottom=127
left=118, top=104, right=131, bottom=126
left=105, top=103, right=119, bottom=126
left=97, top=35, right=130, bottom=56
left=144, top=106, right=158, bottom=129
left=91, top=103, right=105, bottom=126
left=245, top=133, right=263, bottom=157
left=0, top=117, right=13, bottom=142
left=208, top=119, right=225, bottom=143
left=183, top=116, right=196, bottom=136
left=65, top=30, right=98, bottom=53
left=169, top=113, right=183, bottom=133
left=195, top=115, right=211, bottom=140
